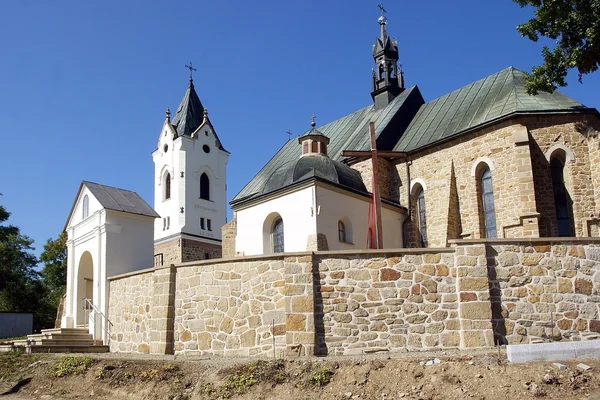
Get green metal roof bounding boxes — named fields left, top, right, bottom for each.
left=232, top=66, right=594, bottom=206
left=392, top=67, right=590, bottom=152
left=231, top=86, right=424, bottom=204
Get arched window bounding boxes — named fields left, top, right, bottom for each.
left=82, top=195, right=89, bottom=219
left=338, top=221, right=346, bottom=242
left=200, top=173, right=210, bottom=200
left=480, top=167, right=497, bottom=238
left=551, top=157, right=573, bottom=236
left=415, top=187, right=428, bottom=247
left=164, top=173, right=171, bottom=200
left=272, top=218, right=284, bottom=253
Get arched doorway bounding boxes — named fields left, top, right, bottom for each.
left=76, top=251, right=93, bottom=326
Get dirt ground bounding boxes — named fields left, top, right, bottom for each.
left=1, top=349, right=599, bottom=400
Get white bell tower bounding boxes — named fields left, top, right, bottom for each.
left=151, top=72, right=229, bottom=265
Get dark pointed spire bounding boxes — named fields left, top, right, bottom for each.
left=171, top=79, right=205, bottom=137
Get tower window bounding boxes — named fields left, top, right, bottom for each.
left=82, top=195, right=89, bottom=219
left=479, top=167, right=497, bottom=238
left=200, top=173, right=210, bottom=200
left=207, top=219, right=212, bottom=231
left=164, top=173, right=171, bottom=200
left=338, top=220, right=346, bottom=242
left=416, top=186, right=428, bottom=247
left=203, top=145, right=210, bottom=153
left=200, top=217, right=205, bottom=230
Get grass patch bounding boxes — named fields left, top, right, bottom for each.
left=53, top=356, right=93, bottom=377
left=309, top=366, right=333, bottom=386
left=214, top=360, right=286, bottom=398
left=0, top=354, right=41, bottom=379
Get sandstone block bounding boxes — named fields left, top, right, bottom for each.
left=286, top=314, right=306, bottom=331
left=421, top=279, right=438, bottom=293
left=431, top=310, right=448, bottom=321
left=436, top=264, right=449, bottom=276
left=460, top=302, right=492, bottom=320
left=389, top=334, right=406, bottom=347
left=462, top=331, right=484, bottom=348
left=442, top=332, right=460, bottom=347
left=522, top=254, right=544, bottom=266
left=575, top=278, right=593, bottom=295
left=180, top=330, right=192, bottom=342
left=558, top=278, right=573, bottom=293
left=347, top=269, right=370, bottom=281
left=423, top=253, right=441, bottom=263
left=240, top=330, right=256, bottom=347
left=291, top=296, right=313, bottom=312
left=380, top=268, right=401, bottom=281
left=460, top=292, right=477, bottom=302
left=459, top=277, right=489, bottom=291
left=138, top=343, right=150, bottom=354
left=590, top=320, right=600, bottom=333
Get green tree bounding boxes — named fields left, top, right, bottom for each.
left=0, top=201, right=55, bottom=330
left=514, top=0, right=600, bottom=94
left=39, top=231, right=67, bottom=309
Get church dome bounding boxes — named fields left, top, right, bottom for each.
left=261, top=154, right=367, bottom=195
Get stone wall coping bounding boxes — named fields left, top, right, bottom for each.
left=107, top=266, right=155, bottom=281
left=448, top=237, right=600, bottom=245
left=160, top=247, right=455, bottom=270
left=313, top=247, right=454, bottom=256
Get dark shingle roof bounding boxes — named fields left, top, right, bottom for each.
left=231, top=87, right=424, bottom=204
left=393, top=67, right=590, bottom=152
left=171, top=80, right=204, bottom=138
left=170, top=80, right=226, bottom=151
left=83, top=181, right=159, bottom=218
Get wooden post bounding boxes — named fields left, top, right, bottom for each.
left=369, top=122, right=384, bottom=249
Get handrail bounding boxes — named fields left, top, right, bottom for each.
left=83, top=298, right=114, bottom=345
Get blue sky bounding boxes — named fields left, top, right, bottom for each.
left=1, top=0, right=598, bottom=259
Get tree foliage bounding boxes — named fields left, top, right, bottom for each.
left=0, top=200, right=60, bottom=330
left=514, top=0, right=600, bottom=94
left=39, top=231, right=67, bottom=307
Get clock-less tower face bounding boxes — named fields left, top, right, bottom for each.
left=151, top=79, right=229, bottom=265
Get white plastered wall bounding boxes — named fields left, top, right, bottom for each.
left=234, top=182, right=406, bottom=256
left=235, top=186, right=316, bottom=255
left=315, top=185, right=405, bottom=250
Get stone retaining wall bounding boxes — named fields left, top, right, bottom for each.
left=108, top=239, right=600, bottom=356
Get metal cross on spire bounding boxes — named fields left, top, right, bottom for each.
left=311, top=114, right=316, bottom=128
left=184, top=62, right=197, bottom=81
left=378, top=2, right=386, bottom=16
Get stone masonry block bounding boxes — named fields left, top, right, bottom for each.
left=460, top=302, right=492, bottom=320
left=458, top=277, right=489, bottom=291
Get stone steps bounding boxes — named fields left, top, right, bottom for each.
left=0, top=327, right=111, bottom=354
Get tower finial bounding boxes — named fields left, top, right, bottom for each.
left=378, top=3, right=387, bottom=24
left=184, top=62, right=197, bottom=81
left=310, top=114, right=316, bottom=128
left=166, top=107, right=171, bottom=121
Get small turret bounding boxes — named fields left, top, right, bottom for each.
left=298, top=114, right=330, bottom=157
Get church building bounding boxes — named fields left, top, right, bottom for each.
left=226, top=13, right=600, bottom=256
